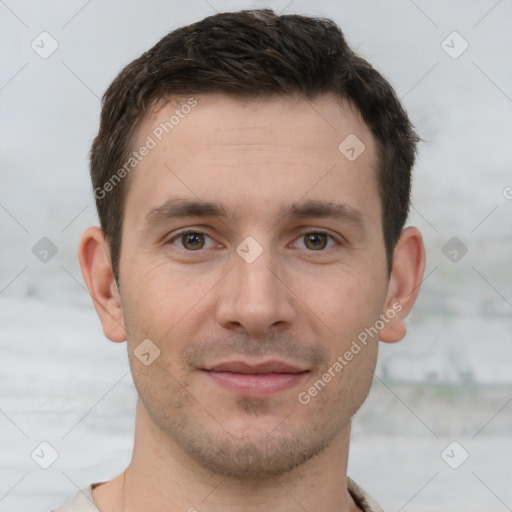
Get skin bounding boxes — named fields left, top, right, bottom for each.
left=79, top=93, right=425, bottom=512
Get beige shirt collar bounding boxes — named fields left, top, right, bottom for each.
left=52, top=477, right=386, bottom=512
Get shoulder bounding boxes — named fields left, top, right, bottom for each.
left=50, top=482, right=104, bottom=512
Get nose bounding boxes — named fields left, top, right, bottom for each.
left=215, top=243, right=298, bottom=337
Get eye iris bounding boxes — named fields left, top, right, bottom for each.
left=182, top=233, right=204, bottom=250
left=305, top=233, right=327, bottom=250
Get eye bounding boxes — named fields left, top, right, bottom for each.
left=169, top=231, right=217, bottom=251
left=293, top=231, right=338, bottom=251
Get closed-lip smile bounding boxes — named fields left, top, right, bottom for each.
left=203, top=359, right=309, bottom=398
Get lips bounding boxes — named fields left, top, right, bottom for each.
left=206, top=360, right=307, bottom=374
left=203, top=360, right=309, bottom=398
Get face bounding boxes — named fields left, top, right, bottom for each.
left=117, top=93, right=390, bottom=478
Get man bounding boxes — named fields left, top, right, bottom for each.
left=55, top=9, right=425, bottom=512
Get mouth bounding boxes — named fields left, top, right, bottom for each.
left=203, top=360, right=309, bottom=398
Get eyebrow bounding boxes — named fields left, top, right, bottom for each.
left=142, top=197, right=367, bottom=232
left=280, top=200, right=366, bottom=228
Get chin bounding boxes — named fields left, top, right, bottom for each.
left=183, top=428, right=332, bottom=480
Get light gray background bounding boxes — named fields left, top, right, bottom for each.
left=1, top=0, right=511, bottom=510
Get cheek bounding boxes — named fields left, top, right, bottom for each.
left=122, top=260, right=217, bottom=332
left=301, top=270, right=385, bottom=343
left=129, top=355, right=196, bottom=432
left=120, top=263, right=224, bottom=391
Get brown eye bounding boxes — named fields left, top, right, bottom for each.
left=169, top=230, right=218, bottom=252
left=181, top=233, right=205, bottom=250
left=303, top=233, right=329, bottom=250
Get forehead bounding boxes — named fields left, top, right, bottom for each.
left=125, top=93, right=380, bottom=226
left=140, top=93, right=375, bottom=158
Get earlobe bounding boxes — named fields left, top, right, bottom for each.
left=379, top=226, right=426, bottom=344
left=78, top=226, right=127, bottom=343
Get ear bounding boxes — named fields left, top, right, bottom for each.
left=379, top=226, right=425, bottom=344
left=78, top=226, right=127, bottom=343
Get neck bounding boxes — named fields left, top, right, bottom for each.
left=93, top=400, right=361, bottom=512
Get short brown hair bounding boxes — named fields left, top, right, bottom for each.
left=90, top=9, right=419, bottom=280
